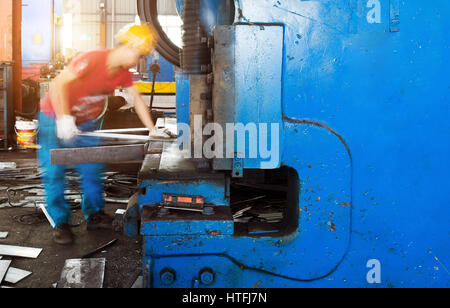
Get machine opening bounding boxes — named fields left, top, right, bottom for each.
left=137, top=0, right=236, bottom=67
left=230, top=167, right=300, bottom=237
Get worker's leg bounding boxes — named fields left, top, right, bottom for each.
left=75, top=162, right=106, bottom=220
left=74, top=120, right=106, bottom=220
left=37, top=112, right=72, bottom=227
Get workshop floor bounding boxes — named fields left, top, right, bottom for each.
left=0, top=149, right=143, bottom=288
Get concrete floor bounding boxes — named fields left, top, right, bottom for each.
left=0, top=149, right=143, bottom=288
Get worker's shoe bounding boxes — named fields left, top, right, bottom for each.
left=52, top=224, right=74, bottom=245
left=87, top=211, right=114, bottom=230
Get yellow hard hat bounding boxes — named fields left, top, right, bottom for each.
left=116, top=23, right=156, bottom=55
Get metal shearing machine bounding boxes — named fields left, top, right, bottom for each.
left=119, top=0, right=450, bottom=288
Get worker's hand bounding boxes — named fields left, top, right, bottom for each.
left=56, top=115, right=80, bottom=141
left=149, top=127, right=177, bottom=139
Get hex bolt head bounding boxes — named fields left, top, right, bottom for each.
left=199, top=268, right=215, bottom=286
left=160, top=268, right=176, bottom=286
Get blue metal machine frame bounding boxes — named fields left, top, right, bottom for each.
left=126, top=0, right=450, bottom=288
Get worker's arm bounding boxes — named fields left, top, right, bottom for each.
left=49, top=69, right=80, bottom=140
left=50, top=68, right=78, bottom=116
left=126, top=85, right=155, bottom=131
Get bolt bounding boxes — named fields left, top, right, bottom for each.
left=158, top=207, right=170, bottom=217
left=160, top=268, right=176, bottom=286
left=199, top=268, right=215, bottom=286
left=203, top=206, right=214, bottom=216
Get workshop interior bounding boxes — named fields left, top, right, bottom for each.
left=0, top=0, right=448, bottom=289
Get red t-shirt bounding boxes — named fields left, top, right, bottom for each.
left=40, top=49, right=133, bottom=124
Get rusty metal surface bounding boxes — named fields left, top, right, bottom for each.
left=50, top=144, right=148, bottom=165
left=57, top=258, right=105, bottom=289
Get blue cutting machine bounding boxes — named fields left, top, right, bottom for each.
left=125, top=0, right=450, bottom=288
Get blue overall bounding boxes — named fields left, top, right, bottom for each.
left=37, top=112, right=105, bottom=228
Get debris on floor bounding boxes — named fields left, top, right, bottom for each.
left=0, top=251, right=35, bottom=287
left=0, top=153, right=142, bottom=288
left=0, top=162, right=17, bottom=170
left=81, top=239, right=118, bottom=259
left=0, top=260, right=12, bottom=283
left=131, top=276, right=143, bottom=288
left=4, top=267, right=32, bottom=284
left=57, top=258, right=106, bottom=288
left=0, top=244, right=42, bottom=259
left=0, top=167, right=135, bottom=210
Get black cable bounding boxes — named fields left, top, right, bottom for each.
left=149, top=61, right=160, bottom=110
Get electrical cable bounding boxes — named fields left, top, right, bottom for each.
left=149, top=61, right=160, bottom=110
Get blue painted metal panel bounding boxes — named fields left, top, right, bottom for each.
left=131, top=0, right=450, bottom=288
left=141, top=217, right=234, bottom=236
left=175, top=72, right=190, bottom=129
left=175, top=0, right=232, bottom=33
left=148, top=51, right=175, bottom=82
left=234, top=25, right=284, bottom=169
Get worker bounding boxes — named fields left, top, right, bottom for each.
left=37, top=24, right=156, bottom=245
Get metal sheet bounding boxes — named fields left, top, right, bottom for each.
left=212, top=24, right=284, bottom=170
left=4, top=267, right=32, bottom=284
left=57, top=258, right=106, bottom=289
left=51, top=144, right=148, bottom=165
left=131, top=276, right=143, bottom=288
left=0, top=260, right=12, bottom=283
left=78, top=132, right=152, bottom=141
left=159, top=142, right=197, bottom=173
left=93, top=128, right=149, bottom=134
left=0, top=245, right=42, bottom=259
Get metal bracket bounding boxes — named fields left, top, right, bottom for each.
left=232, top=156, right=243, bottom=178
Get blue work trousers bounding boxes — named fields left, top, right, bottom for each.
left=37, top=112, right=105, bottom=228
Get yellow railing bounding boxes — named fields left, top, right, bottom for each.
left=134, top=81, right=176, bottom=94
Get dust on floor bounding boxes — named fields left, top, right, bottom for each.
left=0, top=149, right=143, bottom=288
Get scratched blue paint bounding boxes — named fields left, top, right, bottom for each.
left=141, top=219, right=234, bottom=236
left=130, top=0, right=449, bottom=288
left=147, top=51, right=175, bottom=82
left=175, top=72, right=190, bottom=134
left=175, top=0, right=231, bottom=32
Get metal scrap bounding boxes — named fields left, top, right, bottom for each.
left=0, top=245, right=42, bottom=259
left=0, top=260, right=12, bottom=283
left=4, top=267, right=32, bottom=284
left=81, top=239, right=118, bottom=259
left=57, top=258, right=106, bottom=288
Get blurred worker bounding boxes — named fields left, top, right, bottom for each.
left=38, top=24, right=156, bottom=245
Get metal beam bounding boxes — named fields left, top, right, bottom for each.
left=51, top=144, right=148, bottom=165
left=78, top=131, right=175, bottom=142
